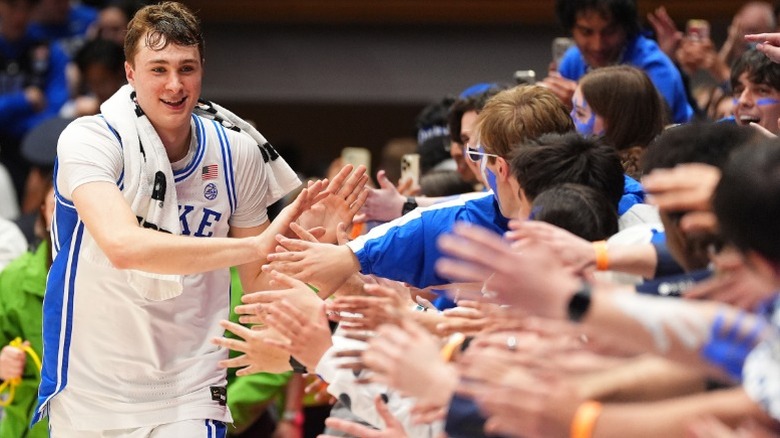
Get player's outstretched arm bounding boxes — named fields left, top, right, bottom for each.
left=73, top=179, right=327, bottom=277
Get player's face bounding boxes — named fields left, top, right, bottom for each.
left=571, top=9, right=627, bottom=68
left=733, top=72, right=780, bottom=135
left=125, top=34, right=202, bottom=139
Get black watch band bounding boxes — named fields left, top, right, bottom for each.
left=401, top=197, right=417, bottom=215
left=289, top=356, right=307, bottom=374
left=566, top=283, right=592, bottom=323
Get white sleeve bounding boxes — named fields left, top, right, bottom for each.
left=227, top=133, right=273, bottom=228
left=0, top=165, right=19, bottom=220
left=0, top=219, right=27, bottom=270
left=55, top=117, right=123, bottom=200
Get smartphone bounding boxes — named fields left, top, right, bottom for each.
left=686, top=19, right=710, bottom=41
left=551, top=37, right=575, bottom=64
left=341, top=147, right=371, bottom=176
left=400, top=153, right=420, bottom=187
left=513, top=69, right=537, bottom=85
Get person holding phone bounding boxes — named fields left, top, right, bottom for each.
left=542, top=0, right=693, bottom=124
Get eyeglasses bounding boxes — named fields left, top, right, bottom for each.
left=465, top=145, right=500, bottom=163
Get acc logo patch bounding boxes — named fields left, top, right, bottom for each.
left=204, top=182, right=218, bottom=200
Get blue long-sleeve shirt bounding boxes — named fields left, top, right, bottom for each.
left=559, top=34, right=693, bottom=124
left=347, top=192, right=507, bottom=289
left=347, top=177, right=645, bottom=294
left=0, top=34, right=69, bottom=143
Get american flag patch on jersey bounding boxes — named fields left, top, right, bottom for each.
left=202, top=164, right=218, bottom=180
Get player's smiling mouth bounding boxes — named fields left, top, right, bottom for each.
left=162, top=97, right=187, bottom=106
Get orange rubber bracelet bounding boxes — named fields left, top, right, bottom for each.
left=570, top=400, right=603, bottom=438
left=593, top=241, right=609, bottom=271
left=349, top=222, right=365, bottom=240
left=440, top=332, right=466, bottom=362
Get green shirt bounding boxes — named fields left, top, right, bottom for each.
left=226, top=267, right=291, bottom=435
left=0, top=242, right=48, bottom=438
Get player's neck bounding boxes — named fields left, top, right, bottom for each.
left=159, top=125, right=193, bottom=162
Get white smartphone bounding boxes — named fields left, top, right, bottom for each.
left=341, top=147, right=372, bottom=176
left=400, top=153, right=420, bottom=187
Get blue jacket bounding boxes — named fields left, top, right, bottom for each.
left=348, top=179, right=645, bottom=295
left=559, top=34, right=693, bottom=124
left=347, top=192, right=507, bottom=289
left=620, top=174, right=644, bottom=215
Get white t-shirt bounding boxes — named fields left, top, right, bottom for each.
left=0, top=218, right=26, bottom=270
left=37, top=113, right=298, bottom=430
left=0, top=164, right=19, bottom=220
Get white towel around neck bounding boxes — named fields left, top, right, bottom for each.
left=98, top=85, right=301, bottom=301
left=100, top=84, right=183, bottom=301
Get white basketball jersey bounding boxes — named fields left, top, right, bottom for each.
left=36, top=114, right=298, bottom=430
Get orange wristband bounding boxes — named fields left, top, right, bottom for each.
left=571, top=400, right=603, bottom=438
left=440, top=332, right=466, bottom=362
left=593, top=241, right=609, bottom=271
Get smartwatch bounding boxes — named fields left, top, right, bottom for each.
left=567, top=283, right=592, bottom=323
left=401, top=196, right=418, bottom=215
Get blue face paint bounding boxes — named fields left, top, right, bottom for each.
left=572, top=96, right=597, bottom=135
left=528, top=205, right=542, bottom=220
left=756, top=98, right=780, bottom=106
left=476, top=144, right=501, bottom=205
left=480, top=156, right=498, bottom=197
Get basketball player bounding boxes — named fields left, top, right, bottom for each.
left=32, top=2, right=336, bottom=436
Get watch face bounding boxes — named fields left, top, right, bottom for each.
left=567, top=285, right=592, bottom=322
left=402, top=197, right=417, bottom=215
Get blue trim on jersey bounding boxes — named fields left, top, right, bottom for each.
left=52, top=163, right=74, bottom=209
left=51, top=194, right=77, bottom=256
left=99, top=115, right=125, bottom=189
left=213, top=120, right=237, bottom=215
left=174, top=115, right=207, bottom=182
left=50, top=207, right=60, bottom=254
left=33, top=221, right=85, bottom=424
left=205, top=419, right=227, bottom=438
left=51, top=160, right=78, bottom=255
left=35, top=161, right=82, bottom=424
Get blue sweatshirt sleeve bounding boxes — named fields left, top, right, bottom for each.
left=348, top=211, right=447, bottom=288
left=21, top=41, right=70, bottom=135
left=0, top=91, right=34, bottom=125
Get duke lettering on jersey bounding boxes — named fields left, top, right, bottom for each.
left=179, top=204, right=223, bottom=237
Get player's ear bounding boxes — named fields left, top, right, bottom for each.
left=125, top=61, right=135, bottom=85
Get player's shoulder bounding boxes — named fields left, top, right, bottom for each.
left=59, top=115, right=121, bottom=151
left=62, top=115, right=118, bottom=140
